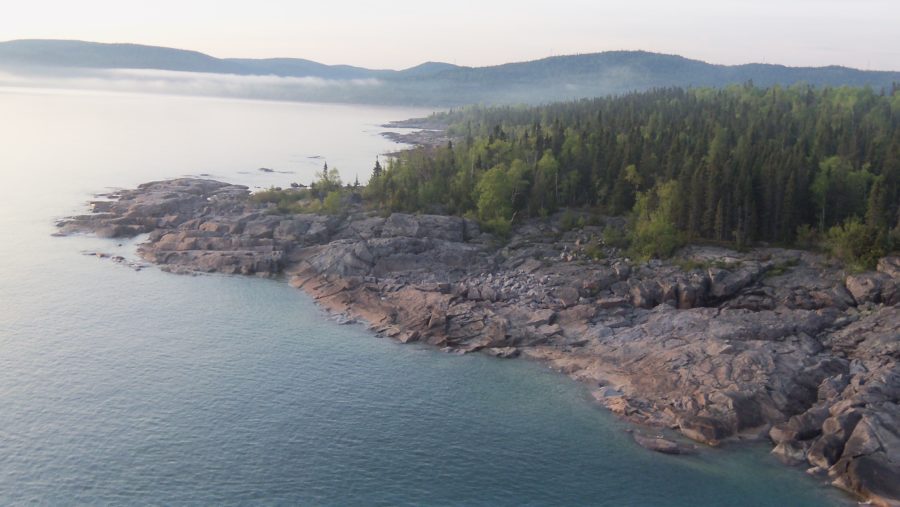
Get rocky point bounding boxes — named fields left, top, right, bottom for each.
left=58, top=178, right=900, bottom=506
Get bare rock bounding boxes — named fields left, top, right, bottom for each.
left=829, top=405, right=900, bottom=506
left=485, top=347, right=520, bottom=359
left=555, top=286, right=580, bottom=308
left=679, top=416, right=731, bottom=446
left=677, top=273, right=709, bottom=309
left=708, top=265, right=758, bottom=301
left=55, top=178, right=900, bottom=506
left=808, top=411, right=863, bottom=469
left=826, top=305, right=900, bottom=360
left=382, top=213, right=465, bottom=242
left=580, top=269, right=617, bottom=296
left=527, top=309, right=556, bottom=327
left=877, top=256, right=900, bottom=279
left=831, top=454, right=900, bottom=507
left=630, top=281, right=661, bottom=309
left=633, top=433, right=695, bottom=455
left=846, top=272, right=894, bottom=305
left=596, top=296, right=630, bottom=309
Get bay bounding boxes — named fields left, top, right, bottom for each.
left=0, top=88, right=848, bottom=506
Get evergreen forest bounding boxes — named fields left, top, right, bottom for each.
left=364, top=84, right=900, bottom=267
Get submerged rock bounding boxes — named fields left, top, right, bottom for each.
left=633, top=433, right=696, bottom=455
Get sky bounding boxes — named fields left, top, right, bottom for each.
left=2, top=0, right=899, bottom=71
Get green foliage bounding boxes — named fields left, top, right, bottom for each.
left=559, top=210, right=579, bottom=231
left=251, top=183, right=355, bottom=216
left=811, top=156, right=875, bottom=230
left=765, top=258, right=801, bottom=278
left=250, top=186, right=289, bottom=204
left=673, top=258, right=737, bottom=272
left=673, top=258, right=705, bottom=272
left=825, top=217, right=888, bottom=271
left=628, top=181, right=685, bottom=260
left=629, top=216, right=684, bottom=260
left=793, top=224, right=820, bottom=250
left=623, top=164, right=642, bottom=189
left=583, top=237, right=605, bottom=260
left=480, top=217, right=512, bottom=238
left=250, top=187, right=311, bottom=214
left=475, top=164, right=514, bottom=222
left=309, top=162, right=343, bottom=202
left=322, top=191, right=344, bottom=215
left=363, top=85, right=897, bottom=264
left=534, top=151, right=560, bottom=212
left=602, top=226, right=631, bottom=249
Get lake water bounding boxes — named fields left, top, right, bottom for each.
left=0, top=88, right=849, bottom=505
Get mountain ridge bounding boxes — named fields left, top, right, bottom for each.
left=1, top=39, right=897, bottom=106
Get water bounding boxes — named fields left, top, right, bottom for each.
left=0, top=88, right=848, bottom=506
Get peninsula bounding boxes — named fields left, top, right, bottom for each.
left=58, top=177, right=900, bottom=506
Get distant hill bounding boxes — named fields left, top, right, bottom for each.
left=1, top=39, right=897, bottom=106
left=0, top=39, right=229, bottom=73
left=399, top=61, right=463, bottom=77
left=0, top=39, right=383, bottom=78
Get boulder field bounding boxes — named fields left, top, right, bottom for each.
left=59, top=179, right=900, bottom=506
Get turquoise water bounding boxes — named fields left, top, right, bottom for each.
left=0, top=88, right=848, bottom=505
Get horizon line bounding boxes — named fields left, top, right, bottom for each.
left=3, top=38, right=899, bottom=75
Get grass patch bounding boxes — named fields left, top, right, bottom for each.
left=765, top=258, right=801, bottom=278
left=251, top=187, right=351, bottom=215
left=674, top=258, right=740, bottom=272
left=583, top=237, right=605, bottom=261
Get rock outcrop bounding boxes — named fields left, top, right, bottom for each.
left=58, top=179, right=900, bottom=506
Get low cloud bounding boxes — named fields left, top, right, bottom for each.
left=0, top=65, right=383, bottom=101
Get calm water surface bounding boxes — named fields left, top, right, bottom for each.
left=0, top=88, right=849, bottom=505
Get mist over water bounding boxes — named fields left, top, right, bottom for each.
left=0, top=66, right=385, bottom=104
left=0, top=87, right=848, bottom=505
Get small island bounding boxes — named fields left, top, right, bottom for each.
left=58, top=176, right=899, bottom=506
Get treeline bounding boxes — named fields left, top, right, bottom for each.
left=365, top=84, right=900, bottom=266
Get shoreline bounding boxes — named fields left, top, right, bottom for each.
left=380, top=117, right=451, bottom=148
left=58, top=178, right=900, bottom=506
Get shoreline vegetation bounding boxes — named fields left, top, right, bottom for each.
left=57, top=85, right=900, bottom=506
left=371, top=85, right=900, bottom=271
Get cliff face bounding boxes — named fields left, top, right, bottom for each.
left=59, top=178, right=900, bottom=506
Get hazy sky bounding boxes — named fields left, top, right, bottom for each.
left=2, top=0, right=899, bottom=71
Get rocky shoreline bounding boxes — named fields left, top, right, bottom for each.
left=58, top=178, right=900, bottom=506
left=381, top=117, right=451, bottom=148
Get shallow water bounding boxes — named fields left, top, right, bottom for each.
left=0, top=88, right=849, bottom=505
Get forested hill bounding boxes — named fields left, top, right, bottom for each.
left=366, top=85, right=900, bottom=267
left=0, top=39, right=385, bottom=78
left=2, top=39, right=899, bottom=105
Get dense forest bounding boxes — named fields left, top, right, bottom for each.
left=364, top=84, right=900, bottom=267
